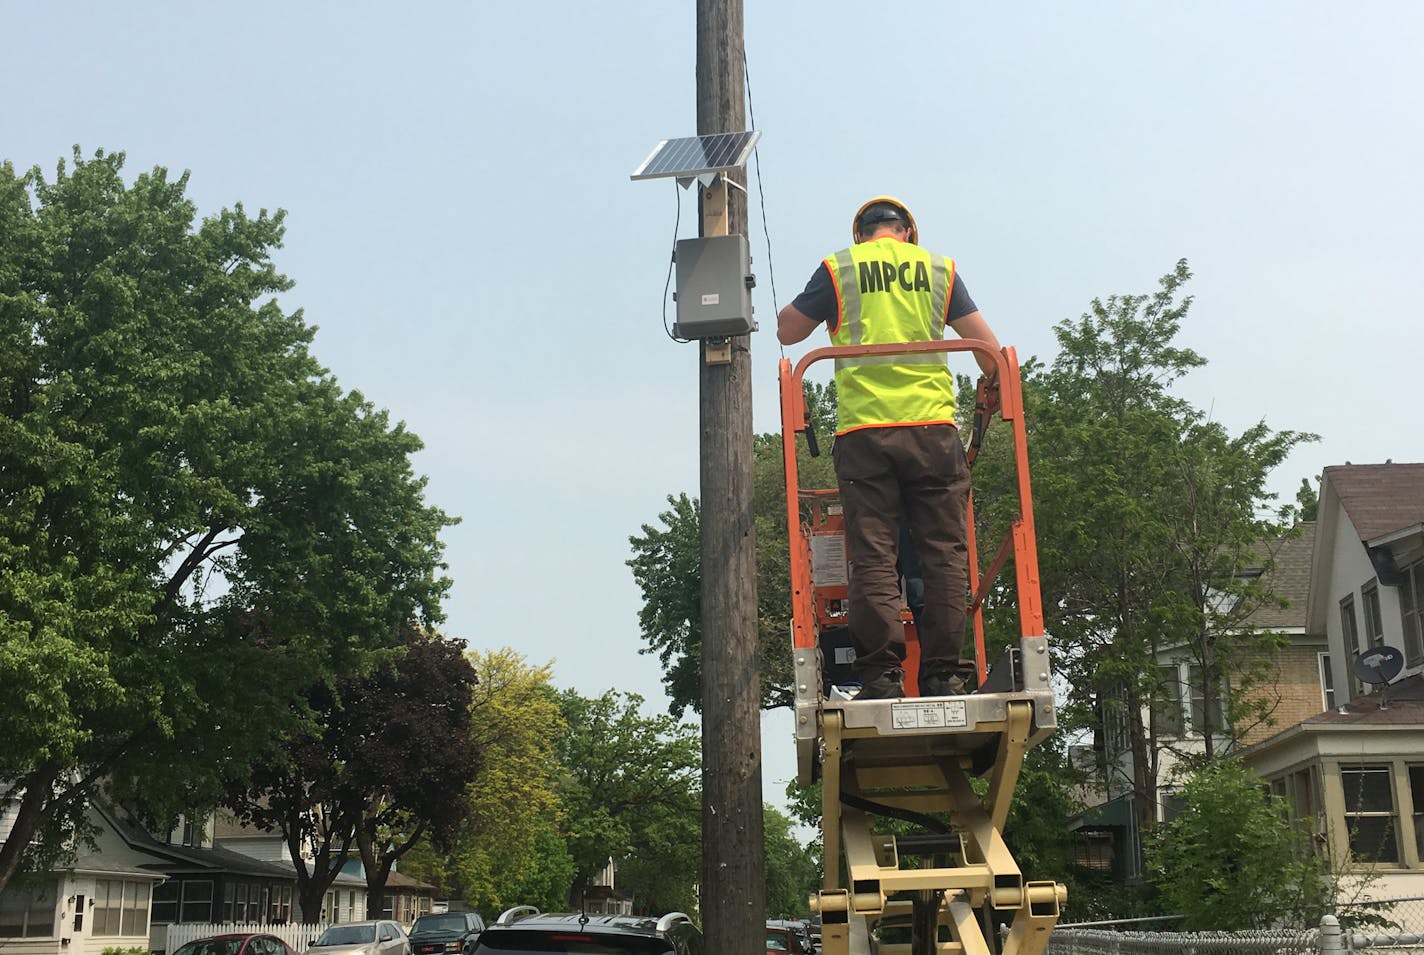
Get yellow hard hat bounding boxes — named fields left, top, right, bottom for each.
left=852, top=196, right=918, bottom=244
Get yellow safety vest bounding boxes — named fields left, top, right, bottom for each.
left=825, top=236, right=957, bottom=435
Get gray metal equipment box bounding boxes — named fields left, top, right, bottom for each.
left=674, top=234, right=755, bottom=339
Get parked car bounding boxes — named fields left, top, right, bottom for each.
left=765, top=925, right=810, bottom=955
left=409, top=911, right=487, bottom=955
left=474, top=907, right=701, bottom=955
left=306, top=921, right=411, bottom=955
left=174, top=935, right=299, bottom=955
left=766, top=920, right=814, bottom=954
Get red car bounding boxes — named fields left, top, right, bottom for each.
left=172, top=934, right=300, bottom=955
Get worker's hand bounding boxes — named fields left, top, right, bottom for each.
left=977, top=374, right=1002, bottom=418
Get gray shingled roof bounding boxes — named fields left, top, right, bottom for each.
left=1240, top=523, right=1316, bottom=631
left=1325, top=463, right=1424, bottom=542
left=98, top=802, right=297, bottom=880
left=67, top=854, right=166, bottom=877
left=1300, top=673, right=1424, bottom=726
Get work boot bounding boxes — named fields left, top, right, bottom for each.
left=856, top=667, right=906, bottom=701
left=919, top=671, right=968, bottom=697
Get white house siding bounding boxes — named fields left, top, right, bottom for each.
left=0, top=941, right=63, bottom=955
left=87, top=819, right=177, bottom=870
left=1323, top=500, right=1386, bottom=701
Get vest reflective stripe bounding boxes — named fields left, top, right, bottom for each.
left=825, top=238, right=958, bottom=433
left=831, top=249, right=862, bottom=342
left=928, top=255, right=950, bottom=332
left=834, top=352, right=948, bottom=370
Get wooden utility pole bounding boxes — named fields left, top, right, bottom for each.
left=696, top=0, right=765, bottom=947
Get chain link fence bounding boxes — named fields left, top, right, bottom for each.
left=1044, top=899, right=1424, bottom=954
left=1047, top=927, right=1317, bottom=954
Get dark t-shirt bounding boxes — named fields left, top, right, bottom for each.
left=789, top=259, right=977, bottom=327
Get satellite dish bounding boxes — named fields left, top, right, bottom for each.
left=1353, top=646, right=1404, bottom=686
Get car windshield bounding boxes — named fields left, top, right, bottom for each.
left=175, top=940, right=247, bottom=955
left=414, top=916, right=469, bottom=933
left=766, top=934, right=790, bottom=952
left=316, top=925, right=377, bottom=946
left=475, top=932, right=672, bottom=955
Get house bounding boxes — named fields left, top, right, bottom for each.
left=0, top=853, right=165, bottom=955
left=93, top=803, right=301, bottom=950
left=1240, top=463, right=1424, bottom=908
left=378, top=870, right=436, bottom=926
left=0, top=796, right=395, bottom=955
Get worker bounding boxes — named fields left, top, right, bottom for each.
left=777, top=197, right=1001, bottom=700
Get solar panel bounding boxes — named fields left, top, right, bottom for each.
left=630, top=131, right=761, bottom=181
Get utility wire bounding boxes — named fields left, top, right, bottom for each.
left=662, top=183, right=690, bottom=343
left=744, top=53, right=782, bottom=359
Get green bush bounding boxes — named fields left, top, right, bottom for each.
left=101, top=947, right=151, bottom=955
left=1147, top=758, right=1328, bottom=930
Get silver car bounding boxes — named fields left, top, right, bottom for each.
left=307, top=921, right=411, bottom=955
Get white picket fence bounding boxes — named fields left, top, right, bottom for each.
left=165, top=922, right=330, bottom=953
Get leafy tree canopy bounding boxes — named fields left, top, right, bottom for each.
left=226, top=628, right=478, bottom=921
left=402, top=648, right=572, bottom=914
left=0, top=148, right=453, bottom=895
left=628, top=382, right=837, bottom=715
left=993, top=260, right=1313, bottom=823
left=764, top=805, right=818, bottom=919
left=554, top=689, right=701, bottom=907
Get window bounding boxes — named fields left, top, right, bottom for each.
left=223, top=882, right=262, bottom=923
left=1362, top=581, right=1384, bottom=646
left=1188, top=665, right=1229, bottom=734
left=92, top=880, right=150, bottom=937
left=1341, top=765, right=1400, bottom=864
left=268, top=885, right=292, bottom=924
left=1152, top=666, right=1184, bottom=736
left=1160, top=790, right=1187, bottom=822
left=153, top=881, right=179, bottom=924
left=1402, top=561, right=1424, bottom=666
left=179, top=880, right=213, bottom=923
left=1319, top=653, right=1336, bottom=710
left=1410, top=766, right=1424, bottom=864
left=0, top=884, right=56, bottom=938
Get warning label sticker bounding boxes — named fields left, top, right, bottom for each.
left=890, top=700, right=968, bottom=730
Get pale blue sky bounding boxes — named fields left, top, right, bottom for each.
left=6, top=1, right=1422, bottom=808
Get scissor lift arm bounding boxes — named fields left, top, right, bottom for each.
left=779, top=342, right=1066, bottom=955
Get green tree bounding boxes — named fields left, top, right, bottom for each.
left=614, top=801, right=700, bottom=916
left=1147, top=758, right=1328, bottom=930
left=402, top=649, right=572, bottom=914
left=227, top=629, right=478, bottom=921
left=764, top=805, right=818, bottom=919
left=346, top=632, right=481, bottom=918
left=1022, top=260, right=1312, bottom=833
left=1294, top=476, right=1320, bottom=522
left=0, top=148, right=452, bottom=896
left=628, top=382, right=837, bottom=715
left=554, top=690, right=701, bottom=907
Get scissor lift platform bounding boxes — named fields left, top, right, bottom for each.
left=779, top=342, right=1066, bottom=955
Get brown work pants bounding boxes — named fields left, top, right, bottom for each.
left=832, top=424, right=970, bottom=678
